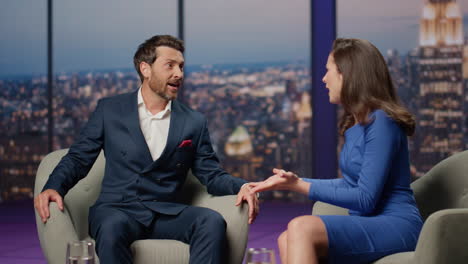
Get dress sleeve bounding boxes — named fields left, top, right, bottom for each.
left=308, top=111, right=402, bottom=214
left=302, top=178, right=348, bottom=188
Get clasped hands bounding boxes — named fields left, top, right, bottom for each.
left=250, top=168, right=301, bottom=193
left=238, top=168, right=311, bottom=218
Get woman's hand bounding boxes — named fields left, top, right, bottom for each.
left=250, top=168, right=301, bottom=193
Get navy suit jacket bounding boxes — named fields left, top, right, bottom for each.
left=43, top=90, right=246, bottom=224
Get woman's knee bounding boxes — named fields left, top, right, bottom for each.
left=277, top=231, right=288, bottom=248
left=287, top=215, right=329, bottom=257
left=287, top=215, right=326, bottom=237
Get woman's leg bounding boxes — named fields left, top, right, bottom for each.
left=278, top=231, right=288, bottom=264
left=286, top=215, right=328, bottom=264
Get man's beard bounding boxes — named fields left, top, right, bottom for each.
left=150, top=79, right=178, bottom=101
left=158, top=89, right=176, bottom=101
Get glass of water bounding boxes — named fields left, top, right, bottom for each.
left=66, top=240, right=95, bottom=264
left=245, top=248, right=276, bottom=264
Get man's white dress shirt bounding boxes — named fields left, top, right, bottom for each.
left=138, top=88, right=172, bottom=161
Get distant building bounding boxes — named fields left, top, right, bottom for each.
left=224, top=125, right=256, bottom=181
left=0, top=134, right=46, bottom=201
left=285, top=79, right=301, bottom=102
left=463, top=38, right=468, bottom=150
left=295, top=92, right=312, bottom=194
left=402, top=49, right=421, bottom=175
left=386, top=49, right=404, bottom=90
left=416, top=0, right=465, bottom=174
left=403, top=48, right=421, bottom=111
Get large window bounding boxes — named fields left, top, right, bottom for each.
left=337, top=0, right=468, bottom=177
left=0, top=0, right=314, bottom=203
left=0, top=1, right=48, bottom=201
left=185, top=0, right=311, bottom=201
left=53, top=0, right=178, bottom=149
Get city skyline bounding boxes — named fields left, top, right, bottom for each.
left=0, top=62, right=312, bottom=202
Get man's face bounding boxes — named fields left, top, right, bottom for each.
left=142, top=46, right=184, bottom=101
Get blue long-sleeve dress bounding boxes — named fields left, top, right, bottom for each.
left=303, top=110, right=423, bottom=264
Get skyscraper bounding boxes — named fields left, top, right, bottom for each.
left=417, top=0, right=465, bottom=174
left=295, top=91, right=312, bottom=182
left=463, top=39, right=468, bottom=151
left=386, top=49, right=403, bottom=89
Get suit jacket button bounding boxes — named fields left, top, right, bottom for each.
left=155, top=179, right=161, bottom=183
left=176, top=163, right=182, bottom=168
left=153, top=199, right=157, bottom=202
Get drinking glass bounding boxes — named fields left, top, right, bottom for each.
left=66, top=240, right=95, bottom=264
left=245, top=248, right=276, bottom=264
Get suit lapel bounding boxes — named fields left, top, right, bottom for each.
left=162, top=100, right=186, bottom=159
left=121, top=90, right=153, bottom=165
left=142, top=99, right=187, bottom=173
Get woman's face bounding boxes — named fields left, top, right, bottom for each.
left=322, top=54, right=343, bottom=104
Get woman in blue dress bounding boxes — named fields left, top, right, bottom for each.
left=250, top=38, right=423, bottom=264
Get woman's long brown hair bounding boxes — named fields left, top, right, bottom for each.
left=332, top=38, right=415, bottom=136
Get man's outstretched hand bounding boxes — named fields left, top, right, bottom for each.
left=34, top=189, right=64, bottom=223
left=235, top=183, right=259, bottom=224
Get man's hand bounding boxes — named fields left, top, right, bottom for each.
left=34, top=189, right=64, bottom=223
left=235, top=183, right=259, bottom=224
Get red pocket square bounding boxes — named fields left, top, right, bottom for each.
left=178, top=140, right=193, bottom=148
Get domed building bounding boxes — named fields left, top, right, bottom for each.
left=224, top=125, right=259, bottom=181
left=224, top=126, right=253, bottom=157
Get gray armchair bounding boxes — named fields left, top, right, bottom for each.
left=312, top=150, right=468, bottom=264
left=34, top=149, right=249, bottom=264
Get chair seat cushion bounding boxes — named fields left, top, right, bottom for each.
left=131, top=239, right=190, bottom=264
left=372, top=252, right=414, bottom=264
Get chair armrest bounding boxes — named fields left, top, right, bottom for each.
left=36, top=202, right=80, bottom=264
left=193, top=195, right=249, bottom=264
left=414, top=208, right=468, bottom=264
left=312, top=201, right=349, bottom=216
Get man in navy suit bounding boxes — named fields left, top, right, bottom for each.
left=34, top=35, right=259, bottom=264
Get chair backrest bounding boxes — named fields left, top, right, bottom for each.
left=411, top=150, right=468, bottom=221
left=34, top=149, right=209, bottom=239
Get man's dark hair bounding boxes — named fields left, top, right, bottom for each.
left=133, top=35, right=185, bottom=82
